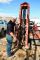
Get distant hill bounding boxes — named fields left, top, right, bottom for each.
left=0, top=16, right=15, bottom=22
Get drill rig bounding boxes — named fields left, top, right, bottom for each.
left=16, top=2, right=40, bottom=49
left=17, top=2, right=30, bottom=49
left=11, top=2, right=40, bottom=60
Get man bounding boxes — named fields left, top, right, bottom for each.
left=6, top=19, right=16, bottom=57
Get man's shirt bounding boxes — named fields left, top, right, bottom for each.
left=6, top=20, right=16, bottom=34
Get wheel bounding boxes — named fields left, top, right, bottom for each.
left=1, top=28, right=5, bottom=37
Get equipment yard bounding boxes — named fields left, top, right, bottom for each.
left=0, top=2, right=40, bottom=60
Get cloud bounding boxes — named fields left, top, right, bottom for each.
left=0, top=0, right=13, bottom=3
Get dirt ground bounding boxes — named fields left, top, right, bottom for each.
left=0, top=37, right=40, bottom=60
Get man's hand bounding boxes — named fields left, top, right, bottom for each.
left=10, top=32, right=14, bottom=37
left=10, top=32, right=17, bottom=42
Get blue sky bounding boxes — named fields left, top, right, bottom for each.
left=0, top=0, right=40, bottom=18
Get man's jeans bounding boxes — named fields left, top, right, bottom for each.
left=6, top=34, right=13, bottom=57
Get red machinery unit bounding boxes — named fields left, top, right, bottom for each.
left=19, top=2, right=30, bottom=48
